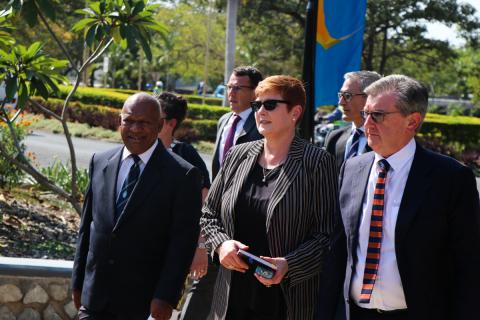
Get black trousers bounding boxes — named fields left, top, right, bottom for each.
left=350, top=303, right=408, bottom=320
left=78, top=306, right=148, bottom=320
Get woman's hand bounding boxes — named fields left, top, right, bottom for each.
left=254, top=256, right=288, bottom=286
left=189, top=246, right=208, bottom=280
left=217, top=240, right=250, bottom=273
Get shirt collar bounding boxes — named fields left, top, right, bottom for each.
left=351, top=123, right=365, bottom=132
left=235, top=108, right=252, bottom=121
left=374, top=138, right=416, bottom=172
left=122, top=139, right=158, bottom=165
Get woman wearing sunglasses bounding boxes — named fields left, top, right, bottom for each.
left=201, top=75, right=338, bottom=319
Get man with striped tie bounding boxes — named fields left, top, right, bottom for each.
left=317, top=75, right=480, bottom=320
left=324, top=71, right=381, bottom=172
left=72, top=93, right=201, bottom=320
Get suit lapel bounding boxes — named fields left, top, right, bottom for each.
left=343, top=153, right=373, bottom=248
left=102, top=147, right=123, bottom=226
left=113, top=142, right=167, bottom=230
left=237, top=112, right=256, bottom=141
left=395, top=145, right=432, bottom=245
left=266, top=136, right=304, bottom=231
left=337, top=127, right=350, bottom=160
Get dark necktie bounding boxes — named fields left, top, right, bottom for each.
left=222, top=114, right=241, bottom=161
left=359, top=159, right=390, bottom=304
left=346, top=128, right=363, bottom=159
left=115, top=154, right=141, bottom=221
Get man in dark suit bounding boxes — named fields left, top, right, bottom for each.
left=211, top=66, right=264, bottom=180
left=324, top=71, right=381, bottom=171
left=71, top=93, right=201, bottom=320
left=317, top=75, right=480, bottom=320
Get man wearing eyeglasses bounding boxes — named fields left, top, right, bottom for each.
left=324, top=71, right=381, bottom=171
left=182, top=67, right=263, bottom=320
left=316, top=75, right=480, bottom=320
left=212, top=66, right=264, bottom=180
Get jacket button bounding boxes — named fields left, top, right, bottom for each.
left=108, top=259, right=115, bottom=265
left=111, top=234, right=117, bottom=239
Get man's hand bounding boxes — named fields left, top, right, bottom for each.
left=72, top=289, right=82, bottom=309
left=150, top=298, right=173, bottom=320
left=190, top=246, right=208, bottom=280
left=217, top=240, right=249, bottom=273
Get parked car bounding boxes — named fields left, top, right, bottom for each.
left=212, top=84, right=225, bottom=99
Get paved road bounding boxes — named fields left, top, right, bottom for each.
left=25, top=130, right=214, bottom=176
left=25, top=130, right=480, bottom=192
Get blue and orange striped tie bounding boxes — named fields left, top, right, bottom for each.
left=359, top=159, right=390, bottom=304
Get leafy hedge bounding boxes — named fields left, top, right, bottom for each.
left=27, top=98, right=221, bottom=141
left=419, top=113, right=480, bottom=172
left=53, top=85, right=225, bottom=109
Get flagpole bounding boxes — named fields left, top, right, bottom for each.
left=301, top=0, right=318, bottom=141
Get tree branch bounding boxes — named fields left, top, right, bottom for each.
left=34, top=1, right=77, bottom=72
left=28, top=98, right=62, bottom=121
left=0, top=136, right=82, bottom=214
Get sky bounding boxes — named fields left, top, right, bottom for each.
left=427, top=0, right=480, bottom=46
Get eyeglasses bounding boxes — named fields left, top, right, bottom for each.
left=337, top=91, right=366, bottom=102
left=251, top=99, right=289, bottom=112
left=360, top=110, right=402, bottom=123
left=226, top=84, right=253, bottom=92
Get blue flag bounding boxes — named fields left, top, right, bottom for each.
left=314, top=0, right=367, bottom=108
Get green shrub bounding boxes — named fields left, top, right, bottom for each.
left=54, top=85, right=129, bottom=108
left=40, top=160, right=89, bottom=196
left=471, top=105, right=480, bottom=117
left=28, top=98, right=219, bottom=142
left=182, top=94, right=224, bottom=106
left=29, top=98, right=121, bottom=130
left=0, top=121, right=28, bottom=188
left=447, top=103, right=469, bottom=116
left=188, top=103, right=229, bottom=120
left=175, top=119, right=218, bottom=142
left=54, top=85, right=225, bottom=109
left=420, top=113, right=480, bottom=173
left=427, top=104, right=446, bottom=115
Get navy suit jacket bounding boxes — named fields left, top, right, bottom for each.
left=211, top=111, right=262, bottom=180
left=317, top=144, right=480, bottom=320
left=72, top=141, right=202, bottom=316
left=324, top=125, right=371, bottom=172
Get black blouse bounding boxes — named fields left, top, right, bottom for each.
left=227, top=162, right=286, bottom=320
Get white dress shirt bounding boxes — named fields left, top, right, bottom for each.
left=218, top=108, right=252, bottom=164
left=116, top=140, right=158, bottom=199
left=351, top=138, right=416, bottom=310
left=344, top=124, right=367, bottom=160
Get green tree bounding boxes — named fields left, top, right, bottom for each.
left=363, top=0, right=480, bottom=75
left=152, top=3, right=226, bottom=89
left=0, top=0, right=165, bottom=214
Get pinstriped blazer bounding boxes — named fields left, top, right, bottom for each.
left=200, top=136, right=338, bottom=320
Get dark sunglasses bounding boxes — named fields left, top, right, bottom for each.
left=338, top=91, right=366, bottom=102
left=251, top=99, right=289, bottom=112
left=360, top=110, right=402, bottom=123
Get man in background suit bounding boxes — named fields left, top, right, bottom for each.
left=71, top=93, right=201, bottom=320
left=180, top=66, right=264, bottom=320
left=317, top=75, right=480, bottom=320
left=211, top=66, right=264, bottom=180
left=324, top=71, right=381, bottom=171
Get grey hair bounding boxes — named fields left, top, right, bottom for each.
left=364, top=74, right=428, bottom=118
left=344, top=70, right=382, bottom=92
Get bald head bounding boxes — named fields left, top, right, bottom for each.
left=120, top=93, right=162, bottom=155
left=122, top=92, right=161, bottom=120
